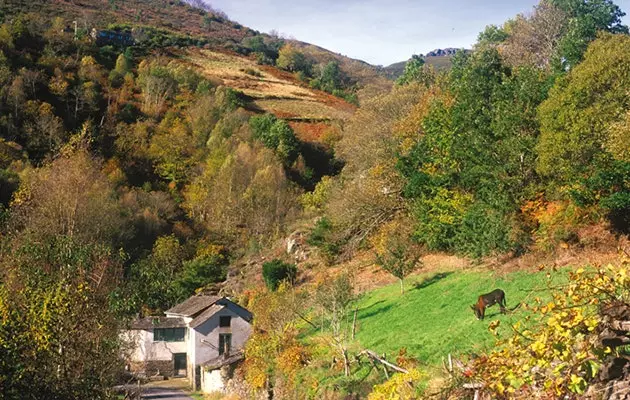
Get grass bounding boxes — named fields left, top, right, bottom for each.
left=349, top=268, right=568, bottom=368
left=184, top=49, right=353, bottom=129
left=254, top=99, right=351, bottom=120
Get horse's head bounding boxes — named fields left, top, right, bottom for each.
left=470, top=304, right=481, bottom=320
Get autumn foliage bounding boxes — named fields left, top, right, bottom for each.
left=470, top=263, right=629, bottom=398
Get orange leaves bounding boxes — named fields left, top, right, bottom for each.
left=244, top=285, right=310, bottom=392
left=520, top=198, right=596, bottom=252
left=393, top=82, right=452, bottom=156
left=277, top=343, right=309, bottom=383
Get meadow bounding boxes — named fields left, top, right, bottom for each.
left=350, top=267, right=568, bottom=368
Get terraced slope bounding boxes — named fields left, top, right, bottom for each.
left=182, top=48, right=356, bottom=141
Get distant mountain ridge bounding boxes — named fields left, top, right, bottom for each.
left=424, top=47, right=464, bottom=57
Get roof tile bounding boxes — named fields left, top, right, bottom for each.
left=165, top=295, right=220, bottom=317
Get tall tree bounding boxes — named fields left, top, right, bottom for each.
left=537, top=33, right=630, bottom=232
left=550, top=0, right=627, bottom=68
left=11, top=144, right=127, bottom=246
left=0, top=236, right=124, bottom=400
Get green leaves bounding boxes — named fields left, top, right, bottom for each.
left=550, top=0, right=628, bottom=68
left=262, top=259, right=297, bottom=291
left=249, top=114, right=300, bottom=164
left=0, top=235, right=124, bottom=399
left=396, top=54, right=432, bottom=86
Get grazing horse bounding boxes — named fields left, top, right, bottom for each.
left=470, top=289, right=507, bottom=320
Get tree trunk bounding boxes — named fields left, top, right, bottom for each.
left=351, top=308, right=357, bottom=340
left=400, top=278, right=404, bottom=294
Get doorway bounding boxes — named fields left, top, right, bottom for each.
left=173, top=353, right=187, bottom=377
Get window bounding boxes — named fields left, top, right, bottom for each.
left=154, top=328, right=185, bottom=342
left=218, top=333, right=232, bottom=355
left=219, top=316, right=231, bottom=328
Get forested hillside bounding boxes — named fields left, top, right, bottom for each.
left=0, top=1, right=364, bottom=397
left=0, top=0, right=629, bottom=399
left=241, top=0, right=630, bottom=398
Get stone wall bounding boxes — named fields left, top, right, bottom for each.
left=128, top=360, right=174, bottom=377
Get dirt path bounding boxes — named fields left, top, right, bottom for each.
left=141, top=386, right=194, bottom=400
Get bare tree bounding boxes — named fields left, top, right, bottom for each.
left=500, top=1, right=568, bottom=70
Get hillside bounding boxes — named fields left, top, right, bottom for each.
left=2, top=0, right=389, bottom=91
left=349, top=268, right=563, bottom=368
left=290, top=41, right=393, bottom=94
left=4, top=0, right=252, bottom=43
left=2, top=0, right=387, bottom=141
left=181, top=48, right=355, bottom=120
left=1, top=0, right=629, bottom=399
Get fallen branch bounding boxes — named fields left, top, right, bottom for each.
left=358, top=349, right=409, bottom=374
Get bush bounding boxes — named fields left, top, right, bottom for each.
left=174, top=253, right=227, bottom=297
left=249, top=114, right=300, bottom=164
left=262, top=259, right=297, bottom=290
left=412, top=188, right=472, bottom=252
left=243, top=68, right=263, bottom=77
left=452, top=202, right=512, bottom=258
left=307, top=217, right=341, bottom=264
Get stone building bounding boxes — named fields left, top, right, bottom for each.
left=124, top=295, right=252, bottom=390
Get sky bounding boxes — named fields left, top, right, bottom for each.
left=208, top=0, right=630, bottom=66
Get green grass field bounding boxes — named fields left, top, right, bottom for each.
left=351, top=268, right=567, bottom=368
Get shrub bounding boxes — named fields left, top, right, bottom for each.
left=522, top=200, right=588, bottom=252
left=249, top=114, right=300, bottom=164
left=300, top=176, right=333, bottom=212
left=174, top=253, right=228, bottom=297
left=262, top=259, right=297, bottom=290
left=243, top=68, right=262, bottom=77
left=307, top=217, right=342, bottom=264
left=452, top=202, right=512, bottom=258
left=368, top=369, right=426, bottom=400
left=412, top=188, right=472, bottom=251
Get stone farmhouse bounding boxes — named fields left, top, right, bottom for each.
left=124, top=295, right=252, bottom=391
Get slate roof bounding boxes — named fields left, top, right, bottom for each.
left=165, top=295, right=220, bottom=317
left=131, top=316, right=186, bottom=330
left=189, top=304, right=224, bottom=329
left=203, top=351, right=245, bottom=370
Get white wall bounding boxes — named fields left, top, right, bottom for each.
left=124, top=329, right=187, bottom=362
left=201, top=369, right=225, bottom=393
left=193, top=304, right=252, bottom=365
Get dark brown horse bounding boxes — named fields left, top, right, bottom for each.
left=470, top=289, right=506, bottom=320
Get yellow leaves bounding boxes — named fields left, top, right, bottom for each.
left=568, top=374, right=587, bottom=394
left=488, top=320, right=501, bottom=336
left=615, top=267, right=627, bottom=285
left=472, top=263, right=629, bottom=398
left=277, top=343, right=309, bottom=383
left=530, top=339, right=546, bottom=356
left=244, top=285, right=309, bottom=391
left=584, top=318, right=599, bottom=332
left=495, top=381, right=506, bottom=395
left=541, top=301, right=555, bottom=314
left=370, top=219, right=412, bottom=258
left=368, top=369, right=424, bottom=400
